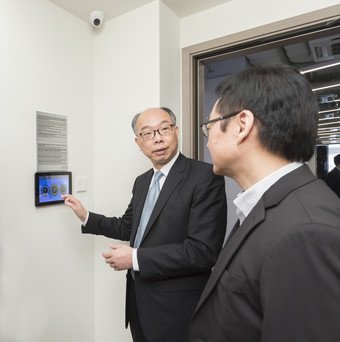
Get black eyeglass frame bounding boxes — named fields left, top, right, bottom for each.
left=201, top=111, right=240, bottom=138
left=139, top=124, right=175, bottom=141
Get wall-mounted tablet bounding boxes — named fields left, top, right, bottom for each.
left=35, top=172, right=72, bottom=206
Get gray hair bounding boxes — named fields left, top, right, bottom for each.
left=131, top=107, right=177, bottom=135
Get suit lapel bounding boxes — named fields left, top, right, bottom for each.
left=194, top=202, right=265, bottom=312
left=194, top=164, right=316, bottom=314
left=139, top=153, right=186, bottom=245
left=130, top=170, right=153, bottom=245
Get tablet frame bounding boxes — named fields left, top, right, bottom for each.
left=35, top=171, right=72, bottom=206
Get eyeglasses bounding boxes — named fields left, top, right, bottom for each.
left=201, top=111, right=240, bottom=138
left=139, top=124, right=175, bottom=141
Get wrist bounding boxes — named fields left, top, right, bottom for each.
left=79, top=210, right=88, bottom=223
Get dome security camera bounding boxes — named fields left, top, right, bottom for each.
left=89, top=10, right=104, bottom=28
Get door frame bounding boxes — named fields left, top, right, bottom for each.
left=181, top=5, right=340, bottom=159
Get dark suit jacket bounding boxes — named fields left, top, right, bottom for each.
left=82, top=153, right=227, bottom=342
left=325, top=167, right=340, bottom=197
left=189, top=164, right=340, bottom=342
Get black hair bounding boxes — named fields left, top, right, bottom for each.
left=216, top=63, right=319, bottom=162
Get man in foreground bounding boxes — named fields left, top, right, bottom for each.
left=189, top=64, right=340, bottom=342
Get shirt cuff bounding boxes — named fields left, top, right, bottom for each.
left=132, top=248, right=140, bottom=271
left=81, top=211, right=89, bottom=226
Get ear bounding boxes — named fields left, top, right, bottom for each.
left=235, top=110, right=255, bottom=144
left=174, top=126, right=179, bottom=138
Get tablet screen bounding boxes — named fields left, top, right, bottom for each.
left=35, top=172, right=72, bottom=206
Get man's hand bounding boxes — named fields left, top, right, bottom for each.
left=102, top=244, right=133, bottom=271
left=62, top=194, right=88, bottom=222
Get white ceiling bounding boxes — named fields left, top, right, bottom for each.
left=48, top=0, right=231, bottom=23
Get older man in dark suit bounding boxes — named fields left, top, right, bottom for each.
left=189, top=64, right=340, bottom=342
left=63, top=107, right=227, bottom=342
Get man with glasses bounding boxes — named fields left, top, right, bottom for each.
left=63, top=107, right=227, bottom=342
left=189, top=64, right=340, bottom=342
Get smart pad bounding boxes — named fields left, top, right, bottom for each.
left=35, top=172, right=72, bottom=206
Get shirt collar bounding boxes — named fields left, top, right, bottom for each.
left=152, top=151, right=179, bottom=178
left=234, top=162, right=303, bottom=223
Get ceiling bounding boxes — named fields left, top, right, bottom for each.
left=48, top=0, right=230, bottom=23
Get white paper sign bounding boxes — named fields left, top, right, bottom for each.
left=36, top=111, right=68, bottom=171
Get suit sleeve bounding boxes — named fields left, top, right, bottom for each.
left=81, top=183, right=135, bottom=242
left=260, top=223, right=340, bottom=342
left=138, top=171, right=227, bottom=279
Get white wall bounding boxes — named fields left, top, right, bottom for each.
left=159, top=1, right=181, bottom=119
left=181, top=0, right=340, bottom=47
left=93, top=2, right=160, bottom=341
left=0, top=1, right=94, bottom=341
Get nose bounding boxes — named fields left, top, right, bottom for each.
left=153, top=129, right=164, bottom=142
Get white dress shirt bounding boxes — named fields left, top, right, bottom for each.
left=234, top=162, right=303, bottom=224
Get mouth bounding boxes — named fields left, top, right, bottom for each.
left=153, top=147, right=167, bottom=156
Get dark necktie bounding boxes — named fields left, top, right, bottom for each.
left=224, top=219, right=240, bottom=245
